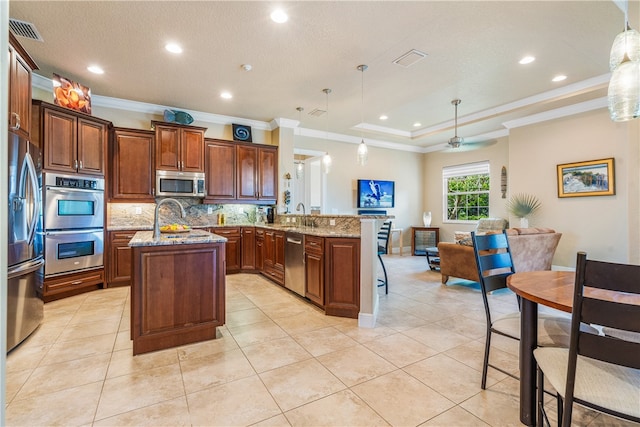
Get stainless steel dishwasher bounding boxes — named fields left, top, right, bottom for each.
left=284, top=231, right=305, bottom=296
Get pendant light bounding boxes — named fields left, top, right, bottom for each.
left=295, top=107, right=304, bottom=179
left=608, top=1, right=640, bottom=122
left=448, top=99, right=464, bottom=148
left=356, top=64, right=369, bottom=166
left=322, top=88, right=332, bottom=174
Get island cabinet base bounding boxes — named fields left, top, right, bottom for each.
left=131, top=242, right=226, bottom=355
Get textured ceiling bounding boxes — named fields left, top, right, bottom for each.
left=8, top=1, right=629, bottom=151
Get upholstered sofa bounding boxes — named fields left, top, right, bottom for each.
left=437, top=227, right=562, bottom=284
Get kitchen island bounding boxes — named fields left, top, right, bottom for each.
left=128, top=229, right=227, bottom=355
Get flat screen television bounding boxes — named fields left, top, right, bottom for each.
left=357, top=179, right=395, bottom=208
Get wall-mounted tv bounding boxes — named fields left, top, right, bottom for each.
left=357, top=179, right=395, bottom=208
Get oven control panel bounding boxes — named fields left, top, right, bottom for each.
left=44, top=173, right=105, bottom=191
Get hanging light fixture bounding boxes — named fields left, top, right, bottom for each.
left=356, top=64, right=369, bottom=166
left=295, top=107, right=305, bottom=180
left=448, top=99, right=464, bottom=148
left=322, top=88, right=332, bottom=174
left=607, top=1, right=640, bottom=122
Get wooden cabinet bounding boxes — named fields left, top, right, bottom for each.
left=153, top=121, right=206, bottom=172
left=411, top=226, right=440, bottom=255
left=205, top=139, right=278, bottom=204
left=42, top=268, right=104, bottom=302
left=32, top=100, right=110, bottom=176
left=205, top=139, right=236, bottom=200
left=263, top=229, right=285, bottom=285
left=109, top=128, right=155, bottom=201
left=8, top=33, right=37, bottom=140
left=211, top=227, right=241, bottom=273
left=130, top=241, right=226, bottom=355
left=324, top=238, right=360, bottom=318
left=237, top=144, right=278, bottom=202
left=106, top=230, right=142, bottom=287
left=255, top=228, right=264, bottom=272
left=241, top=227, right=256, bottom=270
left=304, top=235, right=324, bottom=306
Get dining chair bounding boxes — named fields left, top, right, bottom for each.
left=533, top=252, right=640, bottom=427
left=377, top=221, right=392, bottom=294
left=471, top=231, right=577, bottom=390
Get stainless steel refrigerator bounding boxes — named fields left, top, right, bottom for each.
left=7, top=131, right=44, bottom=352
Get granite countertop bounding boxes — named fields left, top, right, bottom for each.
left=254, top=224, right=360, bottom=238
left=111, top=223, right=360, bottom=238
left=128, top=229, right=228, bottom=247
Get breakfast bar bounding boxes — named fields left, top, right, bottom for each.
left=128, top=229, right=227, bottom=355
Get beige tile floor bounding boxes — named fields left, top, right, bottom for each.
left=5, top=254, right=634, bottom=426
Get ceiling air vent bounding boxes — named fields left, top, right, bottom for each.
left=308, top=108, right=326, bottom=117
left=9, top=19, right=44, bottom=42
left=392, top=49, right=427, bottom=68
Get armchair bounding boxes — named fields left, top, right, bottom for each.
left=438, top=226, right=561, bottom=284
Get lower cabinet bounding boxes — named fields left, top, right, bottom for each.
left=211, top=227, right=241, bottom=273
left=42, top=267, right=104, bottom=302
left=241, top=227, right=256, bottom=271
left=324, top=238, right=361, bottom=319
left=106, top=230, right=142, bottom=287
left=262, top=229, right=285, bottom=285
left=304, top=235, right=324, bottom=306
left=255, top=228, right=264, bottom=272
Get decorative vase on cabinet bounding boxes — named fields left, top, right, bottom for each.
left=422, top=211, right=432, bottom=227
left=520, top=217, right=529, bottom=228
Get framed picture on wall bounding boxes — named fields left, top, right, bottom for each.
left=557, top=158, right=615, bottom=198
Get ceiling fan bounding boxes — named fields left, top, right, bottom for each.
left=443, top=98, right=496, bottom=152
left=448, top=99, right=464, bottom=149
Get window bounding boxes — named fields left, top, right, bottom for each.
left=443, top=161, right=490, bottom=222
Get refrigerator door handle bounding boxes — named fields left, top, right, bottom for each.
left=8, top=257, right=45, bottom=280
left=20, top=152, right=40, bottom=246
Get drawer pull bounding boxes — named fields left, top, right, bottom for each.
left=71, top=280, right=83, bottom=285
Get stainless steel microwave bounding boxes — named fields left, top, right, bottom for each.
left=156, top=170, right=205, bottom=198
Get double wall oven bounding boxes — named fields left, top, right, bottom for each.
left=42, top=173, right=104, bottom=277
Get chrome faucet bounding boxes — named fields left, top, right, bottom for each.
left=296, top=202, right=306, bottom=227
left=153, top=198, right=186, bottom=240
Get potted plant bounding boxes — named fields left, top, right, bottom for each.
left=507, top=193, right=541, bottom=228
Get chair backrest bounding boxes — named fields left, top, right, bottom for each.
left=471, top=231, right=516, bottom=325
left=378, top=221, right=392, bottom=254
left=562, top=252, right=640, bottom=425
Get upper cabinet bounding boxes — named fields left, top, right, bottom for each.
left=8, top=33, right=38, bottom=140
left=31, top=101, right=110, bottom=176
left=237, top=144, right=278, bottom=201
left=205, top=139, right=278, bottom=204
left=153, top=121, right=206, bottom=172
left=109, top=128, right=155, bottom=202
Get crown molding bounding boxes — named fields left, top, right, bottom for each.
left=271, top=117, right=300, bottom=129
left=502, top=97, right=608, bottom=129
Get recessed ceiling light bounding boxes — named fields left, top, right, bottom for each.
left=220, top=91, right=233, bottom=99
left=519, top=56, right=535, bottom=65
left=87, top=65, right=104, bottom=74
left=413, top=122, right=421, bottom=127
left=379, top=115, right=388, bottom=121
left=270, top=9, right=288, bottom=23
left=165, top=43, right=183, bottom=54
left=552, top=74, right=567, bottom=82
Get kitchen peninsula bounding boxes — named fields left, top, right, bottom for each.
left=128, top=229, right=227, bottom=355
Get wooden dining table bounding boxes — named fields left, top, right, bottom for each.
left=506, top=270, right=640, bottom=426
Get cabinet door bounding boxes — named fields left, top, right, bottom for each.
left=77, top=118, right=106, bottom=175
left=111, top=129, right=155, bottom=201
left=305, top=251, right=324, bottom=306
left=43, top=108, right=77, bottom=173
left=241, top=227, right=256, bottom=270
left=258, top=147, right=278, bottom=201
left=181, top=128, right=205, bottom=172
left=155, top=125, right=180, bottom=171
left=255, top=231, right=264, bottom=272
left=264, top=231, right=275, bottom=267
left=8, top=44, right=32, bottom=140
left=274, top=231, right=285, bottom=271
left=237, top=145, right=258, bottom=200
left=107, top=231, right=138, bottom=286
left=214, top=227, right=241, bottom=273
left=205, top=140, right=236, bottom=200
left=324, top=238, right=360, bottom=318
